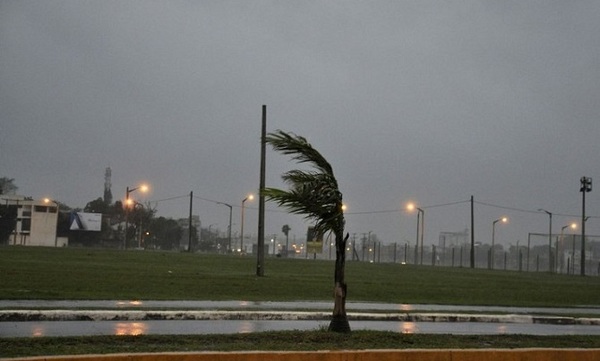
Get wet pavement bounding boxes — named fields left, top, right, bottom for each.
left=1, top=300, right=599, bottom=315
left=1, top=300, right=599, bottom=338
left=3, top=319, right=600, bottom=337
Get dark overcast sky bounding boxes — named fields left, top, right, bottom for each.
left=2, top=1, right=600, bottom=249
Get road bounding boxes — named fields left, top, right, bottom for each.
left=1, top=300, right=599, bottom=338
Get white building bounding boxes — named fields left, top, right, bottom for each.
left=1, top=196, right=67, bottom=247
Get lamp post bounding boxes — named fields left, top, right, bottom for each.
left=418, top=207, right=424, bottom=265
left=240, top=194, right=254, bottom=254
left=491, top=217, right=508, bottom=270
left=44, top=198, right=59, bottom=247
left=125, top=184, right=148, bottom=249
left=580, top=176, right=592, bottom=276
left=406, top=203, right=424, bottom=265
left=538, top=209, right=553, bottom=273
left=560, top=223, right=577, bottom=274
left=217, top=202, right=233, bottom=252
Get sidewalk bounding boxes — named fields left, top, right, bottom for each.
left=1, top=300, right=599, bottom=325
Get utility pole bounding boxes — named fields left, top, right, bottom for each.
left=188, top=191, right=193, bottom=252
left=470, top=195, right=475, bottom=268
left=257, top=105, right=267, bottom=277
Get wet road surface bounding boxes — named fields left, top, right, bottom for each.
left=1, top=300, right=599, bottom=338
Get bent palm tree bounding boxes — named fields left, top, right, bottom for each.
left=263, top=130, right=350, bottom=333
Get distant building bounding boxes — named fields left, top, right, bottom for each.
left=1, top=196, right=67, bottom=247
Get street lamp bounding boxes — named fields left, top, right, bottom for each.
left=580, top=176, right=592, bottom=276
left=406, top=203, right=424, bottom=265
left=44, top=198, right=59, bottom=247
left=125, top=184, right=148, bottom=249
left=560, top=223, right=577, bottom=274
left=538, top=209, right=553, bottom=273
left=491, top=217, right=508, bottom=270
left=216, top=202, right=233, bottom=252
left=240, top=194, right=254, bottom=254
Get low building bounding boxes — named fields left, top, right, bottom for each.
left=1, top=196, right=67, bottom=247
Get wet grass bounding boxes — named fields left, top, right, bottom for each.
left=1, top=246, right=599, bottom=307
left=2, top=332, right=600, bottom=358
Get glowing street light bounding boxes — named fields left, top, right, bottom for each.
left=124, top=184, right=149, bottom=249
left=491, top=217, right=508, bottom=269
left=406, top=202, right=424, bottom=265
left=560, top=223, right=577, bottom=274
left=240, top=194, right=254, bottom=254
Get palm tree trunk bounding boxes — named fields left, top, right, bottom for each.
left=328, top=232, right=351, bottom=332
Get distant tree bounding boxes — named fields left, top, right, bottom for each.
left=147, top=217, right=183, bottom=250
left=0, top=204, right=17, bottom=244
left=263, top=130, right=350, bottom=333
left=0, top=177, right=18, bottom=195
left=124, top=202, right=156, bottom=248
left=84, top=198, right=111, bottom=214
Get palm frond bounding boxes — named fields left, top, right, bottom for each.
left=264, top=130, right=345, bottom=237
left=266, top=130, right=335, bottom=178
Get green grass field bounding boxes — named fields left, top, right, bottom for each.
left=1, top=246, right=599, bottom=307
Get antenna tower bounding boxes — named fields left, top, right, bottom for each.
left=104, top=167, right=113, bottom=204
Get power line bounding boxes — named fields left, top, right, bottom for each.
left=151, top=194, right=598, bottom=220
left=474, top=200, right=598, bottom=219
left=150, top=194, right=189, bottom=203
left=345, top=199, right=470, bottom=215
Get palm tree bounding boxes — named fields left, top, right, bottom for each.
left=263, top=130, right=350, bottom=333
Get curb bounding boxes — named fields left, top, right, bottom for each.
left=2, top=310, right=600, bottom=325
left=4, top=349, right=600, bottom=361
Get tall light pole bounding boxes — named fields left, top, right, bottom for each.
left=580, top=176, right=592, bottom=276
left=240, top=194, right=254, bottom=254
left=538, top=209, right=553, bottom=273
left=491, top=217, right=508, bottom=270
left=44, top=198, right=59, bottom=247
left=560, top=223, right=577, bottom=274
left=418, top=208, right=424, bottom=265
left=217, top=202, right=233, bottom=252
left=125, top=184, right=148, bottom=249
left=406, top=203, right=424, bottom=265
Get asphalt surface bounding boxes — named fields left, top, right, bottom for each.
left=1, top=300, right=600, bottom=337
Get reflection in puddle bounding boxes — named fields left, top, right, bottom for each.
left=114, top=322, right=148, bottom=336
left=398, top=304, right=413, bottom=312
left=400, top=322, right=416, bottom=334
left=238, top=320, right=255, bottom=333
left=116, top=300, right=144, bottom=307
left=32, top=326, right=45, bottom=337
